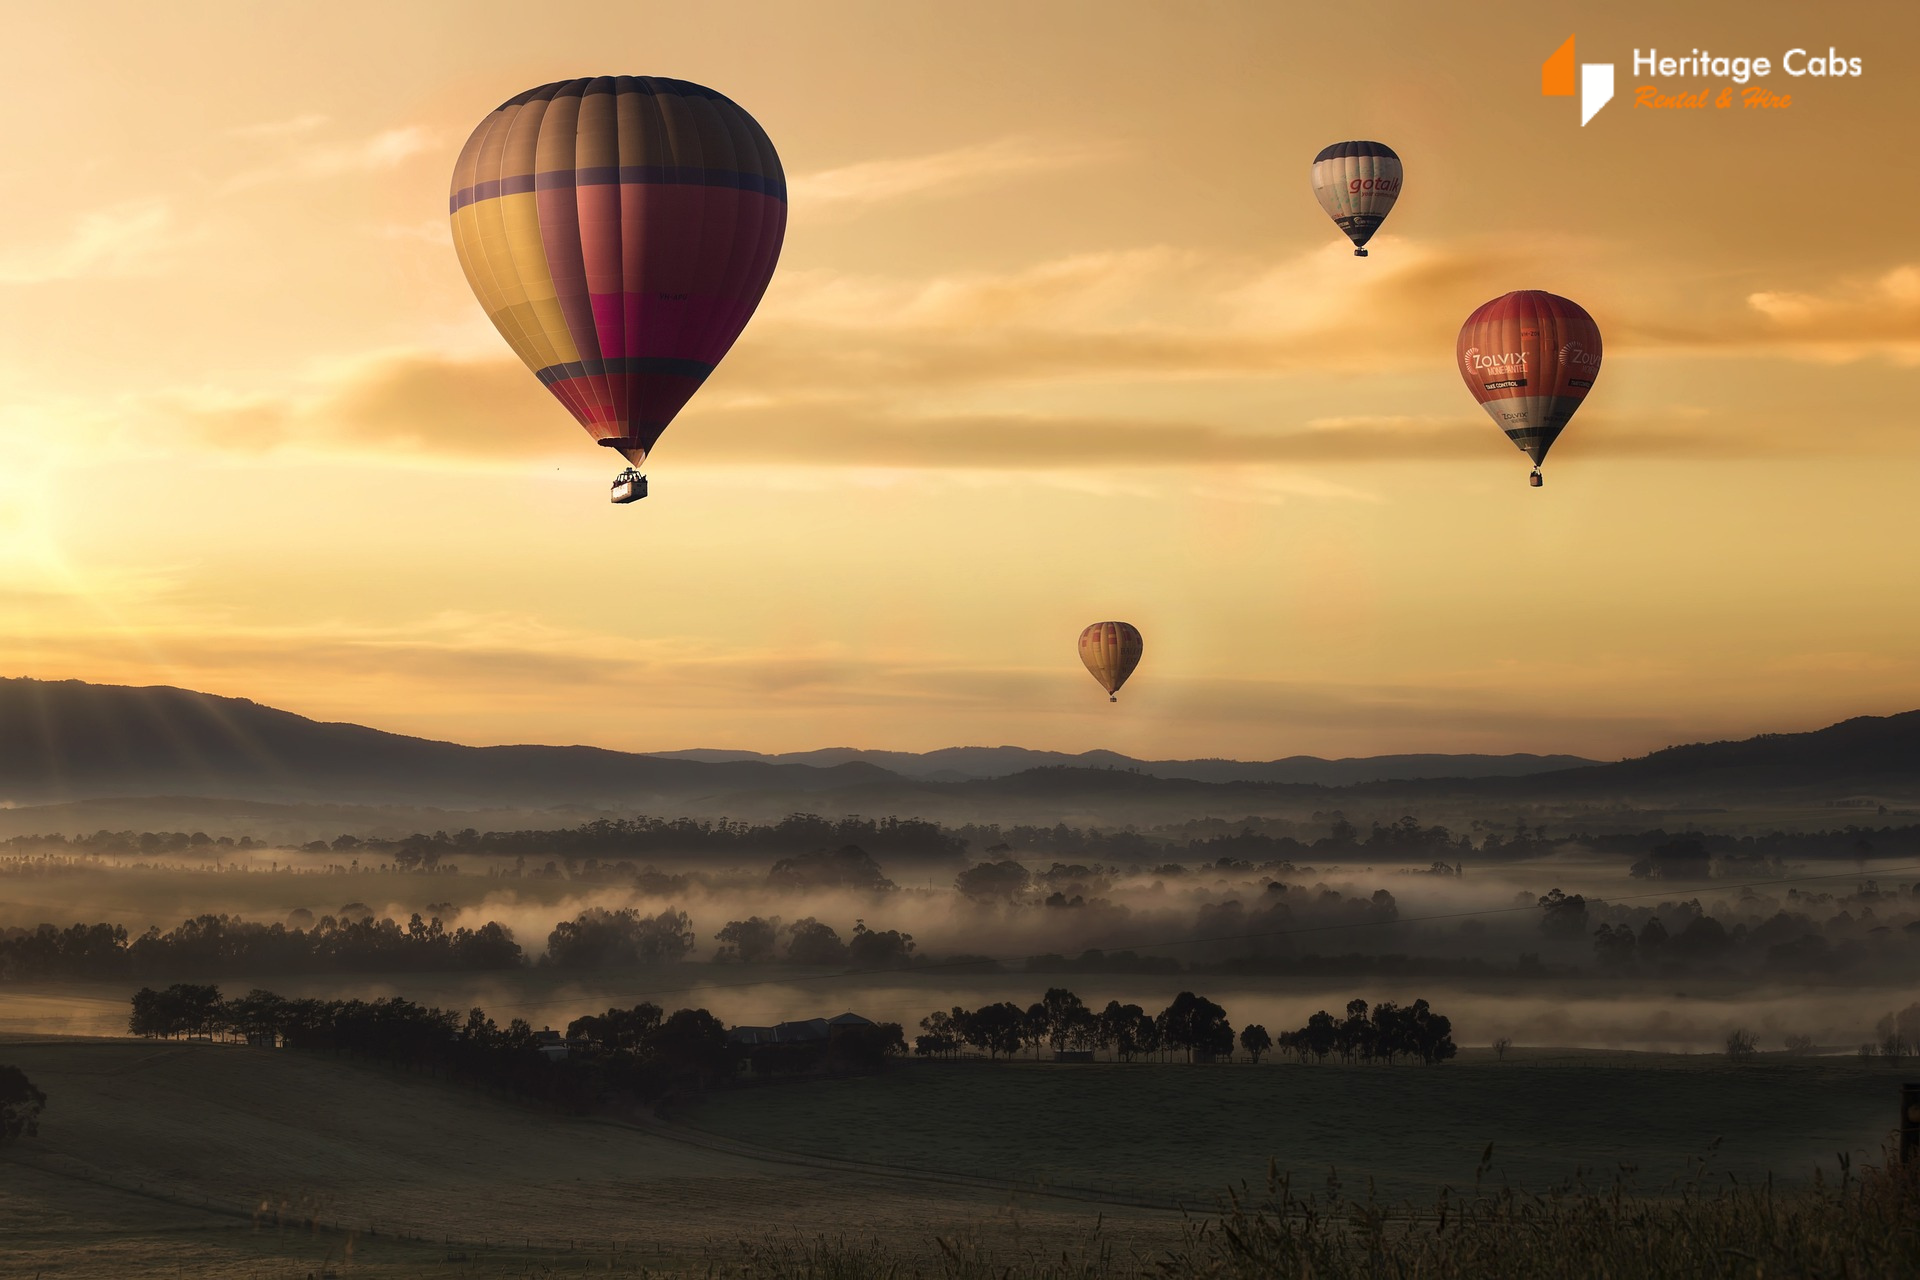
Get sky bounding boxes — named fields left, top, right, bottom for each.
left=0, top=1, right=1916, bottom=761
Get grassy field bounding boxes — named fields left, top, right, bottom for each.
left=0, top=1036, right=1910, bottom=1277
left=676, top=1050, right=1903, bottom=1207
left=0, top=1037, right=1174, bottom=1277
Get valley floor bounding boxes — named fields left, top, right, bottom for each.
left=0, top=1036, right=1905, bottom=1276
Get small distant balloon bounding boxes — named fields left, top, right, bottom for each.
left=1456, top=290, right=1603, bottom=486
left=1078, top=622, right=1143, bottom=703
left=1310, top=141, right=1402, bottom=257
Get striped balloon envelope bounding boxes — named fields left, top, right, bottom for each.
left=1456, top=291, right=1602, bottom=485
left=1078, top=622, right=1144, bottom=703
left=1309, top=141, right=1402, bottom=257
left=449, top=77, right=786, bottom=474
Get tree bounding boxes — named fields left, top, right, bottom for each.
left=766, top=845, right=896, bottom=892
left=1098, top=1000, right=1152, bottom=1061
left=0, top=1065, right=45, bottom=1144
left=1592, top=924, right=1636, bottom=971
left=1629, top=837, right=1711, bottom=880
left=544, top=907, right=693, bottom=969
left=954, top=860, right=1032, bottom=903
left=847, top=921, right=915, bottom=970
left=1783, top=1033, right=1815, bottom=1055
left=1726, top=1028, right=1758, bottom=1062
left=960, top=1002, right=1027, bottom=1060
left=1037, top=988, right=1096, bottom=1053
left=785, top=918, right=849, bottom=966
left=713, top=917, right=780, bottom=964
left=1337, top=999, right=1374, bottom=1063
left=566, top=1003, right=662, bottom=1051
left=1302, top=1011, right=1336, bottom=1062
left=915, top=1010, right=961, bottom=1058
left=1537, top=889, right=1589, bottom=939
left=1492, top=1036, right=1513, bottom=1061
left=1240, top=1024, right=1272, bottom=1064
left=1158, top=992, right=1233, bottom=1063
left=651, top=1008, right=732, bottom=1084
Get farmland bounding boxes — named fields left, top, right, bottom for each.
left=676, top=1050, right=1899, bottom=1206
left=0, top=1036, right=1174, bottom=1277
left=1, top=1031, right=1906, bottom=1277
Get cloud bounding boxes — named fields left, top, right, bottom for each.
left=0, top=198, right=182, bottom=284
left=789, top=136, right=1113, bottom=214
left=143, top=241, right=1920, bottom=471
left=223, top=126, right=438, bottom=191
left=162, top=351, right=566, bottom=460
left=227, top=113, right=330, bottom=140
left=1739, top=264, right=1920, bottom=359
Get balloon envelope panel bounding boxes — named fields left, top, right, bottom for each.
left=1310, top=141, right=1402, bottom=250
left=1078, top=621, right=1144, bottom=697
left=450, top=77, right=786, bottom=466
left=1455, top=290, right=1602, bottom=465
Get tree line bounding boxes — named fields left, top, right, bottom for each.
left=0, top=912, right=522, bottom=981
left=911, top=987, right=1456, bottom=1065
left=126, top=985, right=741, bottom=1110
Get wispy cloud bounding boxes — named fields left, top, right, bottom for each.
left=223, top=125, right=438, bottom=192
left=789, top=136, right=1115, bottom=214
left=1741, top=264, right=1920, bottom=359
left=0, top=198, right=182, bottom=284
left=226, top=113, right=330, bottom=140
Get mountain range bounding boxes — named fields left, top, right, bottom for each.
left=1, top=678, right=1916, bottom=825
left=652, top=745, right=1597, bottom=786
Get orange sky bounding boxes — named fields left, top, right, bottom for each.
left=1, top=1, right=1916, bottom=760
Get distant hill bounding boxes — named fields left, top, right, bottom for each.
left=0, top=678, right=894, bottom=807
left=3, top=676, right=1916, bottom=817
left=657, top=745, right=1599, bottom=785
left=1487, top=711, right=1920, bottom=799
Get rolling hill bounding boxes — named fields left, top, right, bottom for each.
left=2, top=677, right=1917, bottom=817
left=656, top=745, right=1598, bottom=785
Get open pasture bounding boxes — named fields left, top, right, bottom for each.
left=678, top=1050, right=1902, bottom=1207
left=0, top=1037, right=1171, bottom=1277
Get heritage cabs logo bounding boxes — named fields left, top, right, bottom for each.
left=1542, top=35, right=1863, bottom=125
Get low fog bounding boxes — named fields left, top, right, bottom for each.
left=5, top=812, right=1919, bottom=1054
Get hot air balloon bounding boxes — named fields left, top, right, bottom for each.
left=1310, top=141, right=1402, bottom=257
left=449, top=77, right=786, bottom=503
left=1078, top=622, right=1143, bottom=703
left=1456, top=291, right=1602, bottom=487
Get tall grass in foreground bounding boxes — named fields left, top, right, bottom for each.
left=705, top=1146, right=1920, bottom=1279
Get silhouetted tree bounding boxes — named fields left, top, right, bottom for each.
left=713, top=917, right=781, bottom=964
left=0, top=1065, right=45, bottom=1143
left=766, top=845, right=896, bottom=892
left=1240, top=1024, right=1272, bottom=1064
left=954, top=860, right=1032, bottom=902
left=1630, top=837, right=1712, bottom=880
left=785, top=918, right=849, bottom=966
left=1158, top=991, right=1233, bottom=1062
left=1537, top=889, right=1589, bottom=939
left=847, top=921, right=915, bottom=969
left=543, top=907, right=693, bottom=968
left=1592, top=923, right=1637, bottom=971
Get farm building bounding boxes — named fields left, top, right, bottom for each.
left=727, top=1012, right=873, bottom=1046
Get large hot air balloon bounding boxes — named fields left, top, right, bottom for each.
left=449, top=77, right=786, bottom=503
left=1456, top=291, right=1602, bottom=487
left=1310, top=141, right=1401, bottom=257
left=1078, top=622, right=1143, bottom=703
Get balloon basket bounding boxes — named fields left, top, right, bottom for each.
left=1354, top=248, right=1368, bottom=257
left=1528, top=469, right=1543, bottom=488
left=611, top=470, right=648, bottom=504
